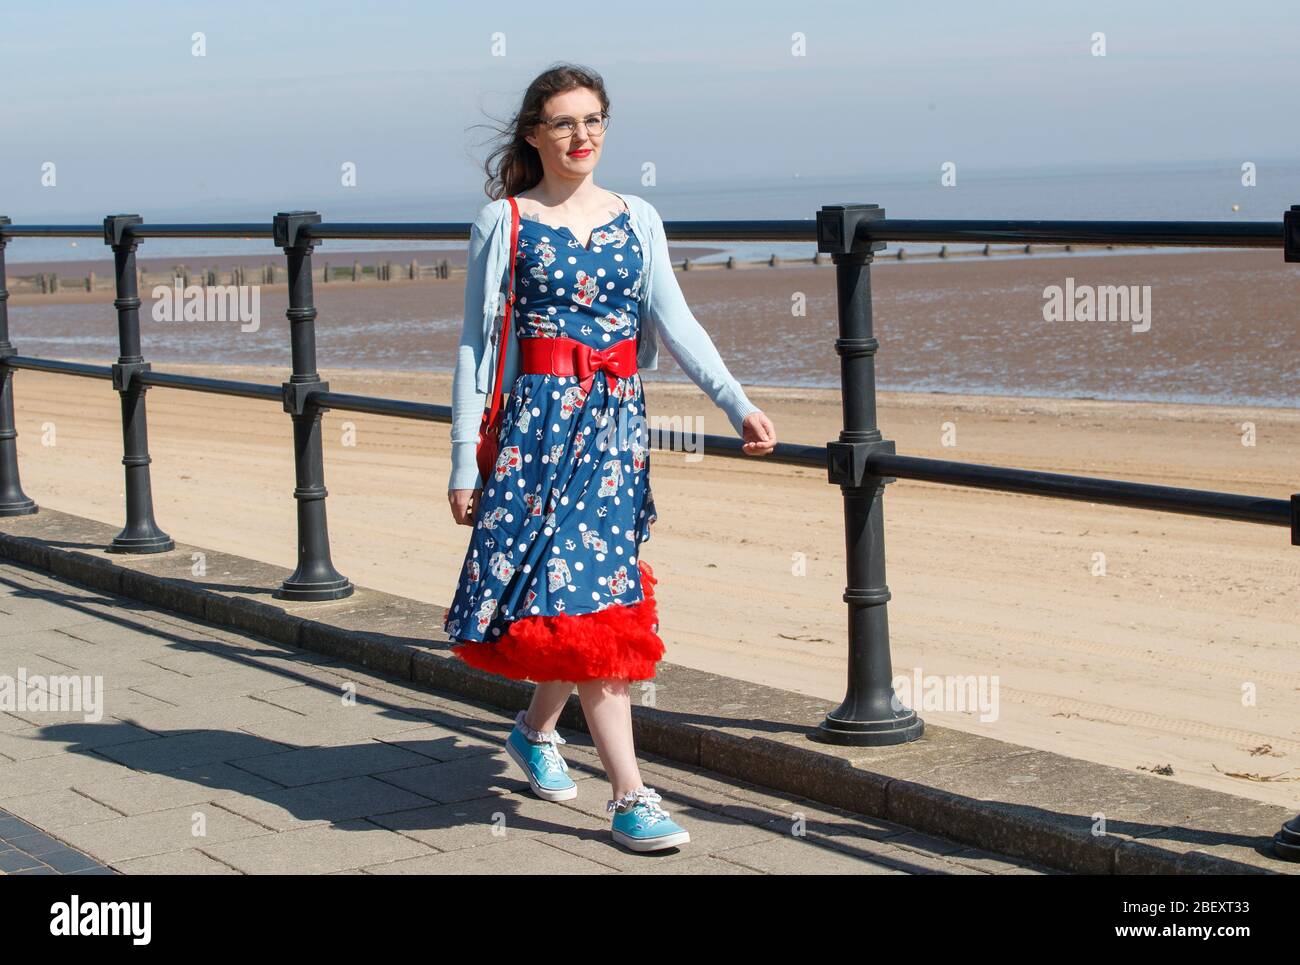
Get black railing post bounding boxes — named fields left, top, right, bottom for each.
left=812, top=203, right=923, bottom=745
left=272, top=211, right=351, bottom=601
left=104, top=215, right=172, bottom=553
left=1275, top=815, right=1300, bottom=861
left=1275, top=206, right=1300, bottom=859
left=0, top=217, right=37, bottom=517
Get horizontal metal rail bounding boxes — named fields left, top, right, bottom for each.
left=1, top=216, right=1291, bottom=249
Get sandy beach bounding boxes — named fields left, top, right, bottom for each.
left=6, top=358, right=1298, bottom=809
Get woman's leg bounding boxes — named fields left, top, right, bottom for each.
left=524, top=680, right=575, bottom=733
left=576, top=677, right=643, bottom=800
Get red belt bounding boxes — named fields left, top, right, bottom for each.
left=520, top=336, right=637, bottom=397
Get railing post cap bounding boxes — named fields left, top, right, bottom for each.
left=816, top=203, right=886, bottom=256
left=273, top=211, right=322, bottom=249
left=102, top=214, right=143, bottom=247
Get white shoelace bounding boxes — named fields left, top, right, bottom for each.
left=516, top=710, right=568, bottom=774
left=607, top=785, right=670, bottom=824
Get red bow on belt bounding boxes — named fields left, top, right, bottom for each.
left=520, top=336, right=638, bottom=398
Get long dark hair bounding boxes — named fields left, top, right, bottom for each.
left=477, top=63, right=610, bottom=200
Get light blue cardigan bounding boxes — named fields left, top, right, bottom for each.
left=448, top=191, right=761, bottom=490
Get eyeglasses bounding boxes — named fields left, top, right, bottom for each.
left=539, top=111, right=610, bottom=139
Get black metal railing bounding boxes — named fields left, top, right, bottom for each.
left=0, top=205, right=1297, bottom=859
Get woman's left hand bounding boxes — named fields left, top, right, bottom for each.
left=741, top=411, right=777, bottom=456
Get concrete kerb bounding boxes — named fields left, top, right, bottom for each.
left=0, top=508, right=1293, bottom=876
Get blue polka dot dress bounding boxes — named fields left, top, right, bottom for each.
left=443, top=198, right=664, bottom=682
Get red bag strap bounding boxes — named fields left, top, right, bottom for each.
left=483, top=196, right=521, bottom=425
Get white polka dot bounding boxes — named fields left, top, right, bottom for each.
left=554, top=270, right=564, bottom=278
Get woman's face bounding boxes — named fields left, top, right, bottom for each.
left=525, top=88, right=606, bottom=180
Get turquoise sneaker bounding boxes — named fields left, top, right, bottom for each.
left=505, top=709, right=577, bottom=801
left=607, top=786, right=690, bottom=851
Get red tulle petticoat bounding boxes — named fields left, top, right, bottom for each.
left=447, top=560, right=663, bottom=683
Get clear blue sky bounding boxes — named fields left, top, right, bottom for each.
left=3, top=0, right=1297, bottom=218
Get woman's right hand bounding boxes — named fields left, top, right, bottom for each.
left=448, top=488, right=482, bottom=526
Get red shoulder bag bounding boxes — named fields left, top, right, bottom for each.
left=474, top=196, right=521, bottom=487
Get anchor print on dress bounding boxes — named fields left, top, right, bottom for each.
left=571, top=271, right=598, bottom=307
left=529, top=241, right=557, bottom=284
left=598, top=457, right=625, bottom=496
left=524, top=311, right=559, bottom=338
left=546, top=557, right=572, bottom=592
left=475, top=597, right=498, bottom=634
left=590, top=224, right=630, bottom=249
left=522, top=485, right=545, bottom=517
left=493, top=445, right=522, bottom=481
left=559, top=385, right=588, bottom=419
left=608, top=564, right=632, bottom=595
left=489, top=550, right=515, bottom=583
left=596, top=309, right=633, bottom=337
left=478, top=507, right=511, bottom=533
left=571, top=428, right=589, bottom=463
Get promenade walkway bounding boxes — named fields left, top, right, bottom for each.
left=0, top=560, right=1051, bottom=875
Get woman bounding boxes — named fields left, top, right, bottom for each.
left=443, top=63, right=778, bottom=853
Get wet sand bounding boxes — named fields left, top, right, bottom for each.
left=8, top=247, right=1298, bottom=407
